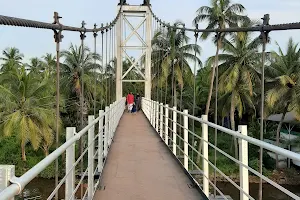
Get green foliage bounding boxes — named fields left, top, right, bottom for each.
left=0, top=66, right=57, bottom=160
left=0, top=136, right=59, bottom=178
left=151, top=22, right=202, bottom=107
left=0, top=3, right=299, bottom=182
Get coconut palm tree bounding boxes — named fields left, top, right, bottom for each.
left=196, top=67, right=211, bottom=112
left=61, top=44, right=101, bottom=127
left=193, top=0, right=249, bottom=116
left=0, top=66, right=57, bottom=160
left=42, top=53, right=56, bottom=77
left=151, top=22, right=202, bottom=107
left=26, top=57, right=43, bottom=74
left=0, top=47, right=24, bottom=72
left=208, top=22, right=261, bottom=158
left=265, top=38, right=300, bottom=168
left=193, top=0, right=249, bottom=162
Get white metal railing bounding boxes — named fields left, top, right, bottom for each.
left=0, top=97, right=126, bottom=200
left=142, top=98, right=300, bottom=200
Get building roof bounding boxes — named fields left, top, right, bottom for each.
left=266, top=112, right=299, bottom=123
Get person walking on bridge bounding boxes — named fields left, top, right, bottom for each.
left=126, top=92, right=135, bottom=113
left=135, top=93, right=141, bottom=111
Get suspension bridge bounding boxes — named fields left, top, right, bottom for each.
left=0, top=1, right=300, bottom=200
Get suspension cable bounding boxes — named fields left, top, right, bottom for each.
left=159, top=22, right=163, bottom=104
left=164, top=25, right=168, bottom=105
left=100, top=24, right=104, bottom=109
left=143, top=0, right=300, bottom=33
left=53, top=13, right=63, bottom=200
left=105, top=26, right=109, bottom=105
left=171, top=27, right=176, bottom=108
left=93, top=24, right=98, bottom=116
left=112, top=26, right=116, bottom=102
left=259, top=28, right=269, bottom=200
left=110, top=27, right=113, bottom=103
left=179, top=26, right=185, bottom=158
left=108, top=27, right=112, bottom=104
left=1, top=1, right=300, bottom=33
left=213, top=32, right=221, bottom=198
left=0, top=2, right=124, bottom=32
left=155, top=18, right=159, bottom=102
left=192, top=26, right=199, bottom=171
left=79, top=20, right=86, bottom=199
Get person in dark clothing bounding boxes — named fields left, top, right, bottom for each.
left=131, top=103, right=137, bottom=114
left=135, top=93, right=141, bottom=111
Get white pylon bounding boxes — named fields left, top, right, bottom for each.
left=116, top=4, right=152, bottom=100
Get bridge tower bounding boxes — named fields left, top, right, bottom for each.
left=116, top=3, right=152, bottom=100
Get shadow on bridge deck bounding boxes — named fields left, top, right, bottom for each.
left=94, top=112, right=204, bottom=200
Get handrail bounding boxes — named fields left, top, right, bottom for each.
left=0, top=98, right=126, bottom=200
left=142, top=98, right=300, bottom=200
left=142, top=98, right=300, bottom=162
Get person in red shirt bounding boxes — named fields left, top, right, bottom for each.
left=126, top=92, right=135, bottom=112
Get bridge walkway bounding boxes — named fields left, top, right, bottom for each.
left=94, top=112, right=203, bottom=200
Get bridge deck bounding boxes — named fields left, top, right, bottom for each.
left=94, top=112, right=203, bottom=200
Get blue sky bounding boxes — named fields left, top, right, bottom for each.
left=0, top=0, right=299, bottom=65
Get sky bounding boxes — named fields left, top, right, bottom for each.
left=0, top=0, right=300, bottom=65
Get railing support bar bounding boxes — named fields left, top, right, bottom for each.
left=239, top=125, right=249, bottom=200
left=98, top=110, right=104, bottom=173
left=65, top=127, right=75, bottom=200
left=173, top=106, right=177, bottom=155
left=165, top=104, right=169, bottom=145
left=202, top=114, right=209, bottom=197
left=160, top=103, right=163, bottom=139
left=184, top=110, right=189, bottom=170
left=109, top=104, right=112, bottom=146
left=104, top=106, right=109, bottom=157
left=155, top=101, right=159, bottom=132
left=88, top=115, right=95, bottom=199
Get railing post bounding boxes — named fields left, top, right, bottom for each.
left=111, top=102, right=114, bottom=136
left=112, top=102, right=116, bottom=136
left=184, top=110, right=189, bottom=170
left=146, top=99, right=148, bottom=117
left=165, top=104, right=169, bottom=145
left=88, top=115, right=95, bottom=200
left=152, top=100, right=155, bottom=127
left=65, top=127, right=75, bottom=200
left=160, top=103, right=164, bottom=138
left=104, top=106, right=109, bottom=157
left=109, top=104, right=112, bottom=146
left=0, top=166, right=15, bottom=200
left=146, top=99, right=149, bottom=119
left=149, top=100, right=151, bottom=121
left=149, top=100, right=153, bottom=126
left=239, top=125, right=249, bottom=200
left=173, top=107, right=177, bottom=155
left=141, top=98, right=144, bottom=113
left=98, top=110, right=104, bottom=173
left=155, top=102, right=159, bottom=132
left=202, top=115, right=209, bottom=197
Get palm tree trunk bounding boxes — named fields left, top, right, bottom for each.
left=230, top=94, right=238, bottom=159
left=174, top=84, right=177, bottom=108
left=197, top=38, right=221, bottom=164
left=21, top=142, right=26, bottom=161
left=205, top=38, right=221, bottom=115
left=44, top=147, right=49, bottom=156
left=164, top=79, right=168, bottom=104
left=275, top=104, right=289, bottom=169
